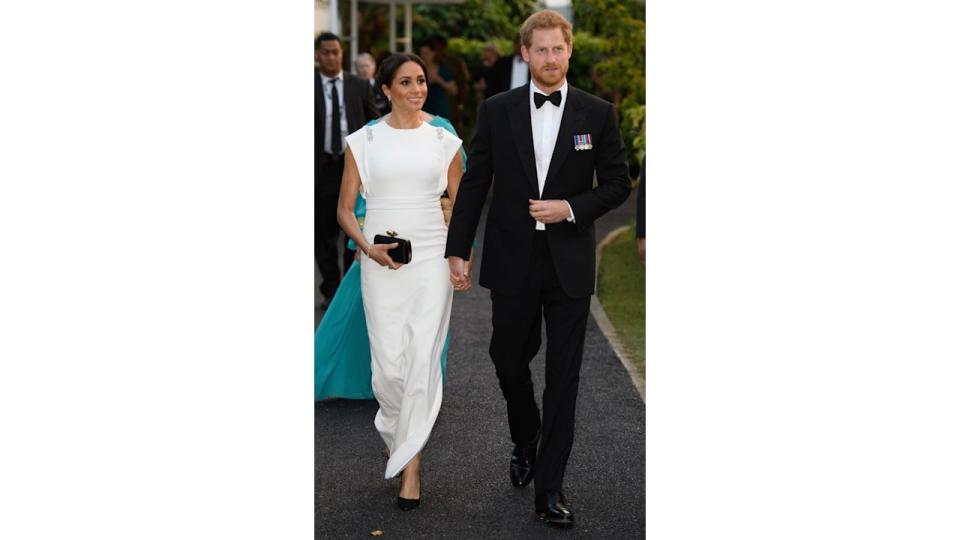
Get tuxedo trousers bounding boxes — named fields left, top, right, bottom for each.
left=316, top=157, right=350, bottom=299
left=489, top=231, right=591, bottom=498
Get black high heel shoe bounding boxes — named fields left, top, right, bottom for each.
left=396, top=496, right=420, bottom=511
left=396, top=468, right=421, bottom=511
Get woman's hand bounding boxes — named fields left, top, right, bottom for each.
left=367, top=243, right=403, bottom=270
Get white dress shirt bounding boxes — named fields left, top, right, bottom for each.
left=510, top=55, right=529, bottom=89
left=320, top=71, right=349, bottom=155
left=529, top=80, right=575, bottom=230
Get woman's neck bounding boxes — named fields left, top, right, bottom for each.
left=386, top=110, right=423, bottom=129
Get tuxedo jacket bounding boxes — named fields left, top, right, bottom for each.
left=315, top=72, right=379, bottom=157
left=446, top=84, right=631, bottom=298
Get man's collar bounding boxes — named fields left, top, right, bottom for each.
left=321, top=71, right=344, bottom=83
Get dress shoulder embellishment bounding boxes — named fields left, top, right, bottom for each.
left=365, top=124, right=374, bottom=142
left=436, top=126, right=444, bottom=140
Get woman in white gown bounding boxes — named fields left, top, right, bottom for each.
left=337, top=53, right=470, bottom=511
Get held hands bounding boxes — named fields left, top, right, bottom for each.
left=464, top=249, right=474, bottom=280
left=528, top=199, right=571, bottom=225
left=367, top=242, right=403, bottom=270
left=448, top=253, right=473, bottom=292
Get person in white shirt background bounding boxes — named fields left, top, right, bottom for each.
left=484, top=34, right=530, bottom=100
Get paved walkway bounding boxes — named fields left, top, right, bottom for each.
left=316, top=190, right=643, bottom=538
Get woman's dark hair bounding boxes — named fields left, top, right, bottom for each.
left=376, top=53, right=428, bottom=90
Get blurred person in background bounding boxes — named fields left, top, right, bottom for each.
left=427, top=35, right=470, bottom=134
left=484, top=34, right=529, bottom=99
left=472, top=44, right=501, bottom=102
left=636, top=155, right=645, bottom=263
left=356, top=52, right=391, bottom=117
left=315, top=33, right=379, bottom=308
left=418, top=39, right=457, bottom=119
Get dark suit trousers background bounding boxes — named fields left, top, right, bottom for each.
left=489, top=231, right=591, bottom=498
left=316, top=156, right=345, bottom=299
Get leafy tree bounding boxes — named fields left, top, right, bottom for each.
left=346, top=0, right=645, bottom=168
left=413, top=0, right=538, bottom=43
left=573, top=0, right=645, bottom=166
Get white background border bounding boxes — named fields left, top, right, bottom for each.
left=1, top=1, right=314, bottom=537
left=3, top=1, right=960, bottom=538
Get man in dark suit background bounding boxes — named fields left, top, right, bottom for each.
left=483, top=34, right=529, bottom=100
left=637, top=155, right=645, bottom=263
left=316, top=33, right=379, bottom=307
left=445, top=10, right=630, bottom=528
left=471, top=44, right=500, bottom=101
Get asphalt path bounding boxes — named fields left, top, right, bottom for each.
left=315, top=189, right=643, bottom=539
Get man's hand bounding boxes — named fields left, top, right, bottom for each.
left=464, top=248, right=475, bottom=283
left=529, top=199, right=571, bottom=225
left=448, top=256, right=471, bottom=292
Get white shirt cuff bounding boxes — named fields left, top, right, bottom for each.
left=564, top=200, right=576, bottom=223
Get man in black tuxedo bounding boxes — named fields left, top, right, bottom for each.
left=445, top=10, right=631, bottom=528
left=316, top=33, right=379, bottom=306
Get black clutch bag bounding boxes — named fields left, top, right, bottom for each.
left=373, top=230, right=413, bottom=264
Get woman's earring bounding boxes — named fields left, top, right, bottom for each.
left=387, top=95, right=392, bottom=102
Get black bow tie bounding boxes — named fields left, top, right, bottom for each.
left=534, top=90, right=562, bottom=109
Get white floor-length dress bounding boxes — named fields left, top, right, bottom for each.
left=345, top=120, right=462, bottom=479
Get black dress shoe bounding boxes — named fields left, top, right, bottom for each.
left=535, top=491, right=574, bottom=527
left=510, top=442, right=537, bottom=488
left=396, top=496, right=420, bottom=511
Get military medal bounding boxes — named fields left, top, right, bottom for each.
left=574, top=133, right=593, bottom=151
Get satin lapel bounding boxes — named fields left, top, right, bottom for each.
left=507, top=86, right=540, bottom=193
left=544, top=87, right=585, bottom=190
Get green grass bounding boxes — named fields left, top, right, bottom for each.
left=597, top=226, right=645, bottom=377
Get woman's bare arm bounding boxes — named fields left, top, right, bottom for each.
left=337, top=147, right=401, bottom=269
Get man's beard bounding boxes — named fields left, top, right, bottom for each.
left=532, top=65, right=565, bottom=87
